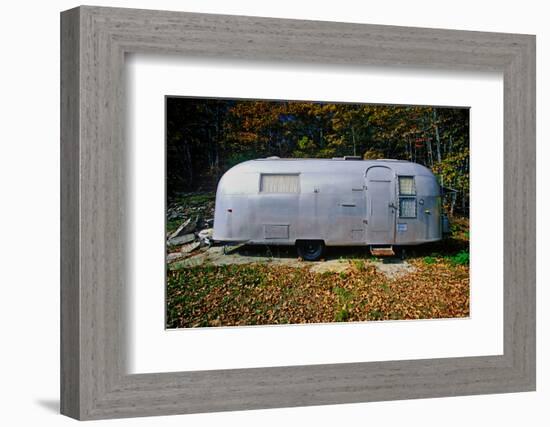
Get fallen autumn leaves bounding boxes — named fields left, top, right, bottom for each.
left=166, top=257, right=469, bottom=328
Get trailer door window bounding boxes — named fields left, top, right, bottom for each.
left=398, top=176, right=416, bottom=218
left=260, top=174, right=300, bottom=193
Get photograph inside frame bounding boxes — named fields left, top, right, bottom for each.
left=165, top=96, right=470, bottom=328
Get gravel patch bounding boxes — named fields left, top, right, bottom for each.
left=169, top=245, right=416, bottom=278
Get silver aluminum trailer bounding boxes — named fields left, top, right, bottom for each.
left=213, top=157, right=445, bottom=260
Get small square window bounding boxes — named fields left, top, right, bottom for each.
left=399, top=198, right=416, bottom=218
left=398, top=176, right=416, bottom=195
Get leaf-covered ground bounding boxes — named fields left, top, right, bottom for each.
left=166, top=216, right=469, bottom=328
left=166, top=256, right=469, bottom=328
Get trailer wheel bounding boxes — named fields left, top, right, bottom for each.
left=296, top=240, right=324, bottom=261
left=398, top=247, right=407, bottom=260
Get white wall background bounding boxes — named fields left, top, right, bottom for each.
left=0, top=0, right=546, bottom=425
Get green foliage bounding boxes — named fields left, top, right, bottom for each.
left=333, top=286, right=352, bottom=301
left=363, top=149, right=385, bottom=159
left=449, top=250, right=469, bottom=266
left=379, top=283, right=391, bottom=293
left=450, top=222, right=460, bottom=234
left=177, top=192, right=215, bottom=206
left=368, top=309, right=384, bottom=320
left=423, top=256, right=437, bottom=265
left=225, top=151, right=257, bottom=168
left=166, top=219, right=183, bottom=234
left=353, top=259, right=367, bottom=272
left=292, top=136, right=317, bottom=157
left=333, top=286, right=354, bottom=322
left=334, top=309, right=350, bottom=322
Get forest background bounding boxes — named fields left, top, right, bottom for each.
left=166, top=97, right=469, bottom=215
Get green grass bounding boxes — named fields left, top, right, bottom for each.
left=368, top=309, right=384, bottom=320
left=416, top=249, right=471, bottom=267
left=448, top=250, right=469, bottom=266
left=333, top=286, right=354, bottom=322
left=166, top=219, right=184, bottom=234
left=353, top=259, right=367, bottom=272
left=176, top=192, right=215, bottom=206
left=379, top=283, right=391, bottom=293
left=333, top=286, right=352, bottom=301
left=423, top=250, right=469, bottom=266
left=166, top=264, right=267, bottom=327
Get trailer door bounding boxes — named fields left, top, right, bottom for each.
left=365, top=166, right=396, bottom=244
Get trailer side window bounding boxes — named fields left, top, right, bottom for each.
left=398, top=176, right=416, bottom=218
left=260, top=174, right=300, bottom=193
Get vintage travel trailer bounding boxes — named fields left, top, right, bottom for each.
left=213, top=157, right=447, bottom=260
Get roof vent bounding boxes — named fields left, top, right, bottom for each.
left=266, top=156, right=280, bottom=159
left=343, top=156, right=362, bottom=161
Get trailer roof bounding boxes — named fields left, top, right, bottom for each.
left=230, top=158, right=435, bottom=176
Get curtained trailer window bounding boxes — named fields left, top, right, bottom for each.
left=399, top=198, right=417, bottom=218
left=398, top=176, right=416, bottom=218
left=398, top=176, right=415, bottom=195
left=260, top=174, right=300, bottom=193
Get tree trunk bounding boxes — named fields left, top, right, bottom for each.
left=432, top=109, right=442, bottom=164
left=450, top=192, right=456, bottom=217
left=422, top=113, right=434, bottom=167
left=425, top=138, right=433, bottom=167
left=351, top=125, right=356, bottom=156
left=183, top=140, right=193, bottom=189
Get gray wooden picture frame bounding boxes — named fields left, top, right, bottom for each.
left=60, top=5, right=536, bottom=420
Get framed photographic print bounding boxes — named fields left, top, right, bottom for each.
left=164, top=97, right=471, bottom=330
left=61, top=5, right=535, bottom=420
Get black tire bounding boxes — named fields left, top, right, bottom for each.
left=296, top=240, right=325, bottom=261
left=398, top=247, right=406, bottom=260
